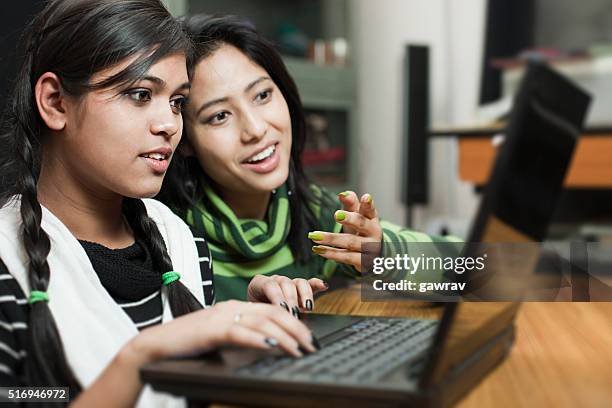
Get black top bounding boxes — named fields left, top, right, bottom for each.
left=0, top=237, right=214, bottom=386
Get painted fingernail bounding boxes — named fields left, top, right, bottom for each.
left=311, top=334, right=322, bottom=350
left=292, top=306, right=301, bottom=319
left=280, top=301, right=290, bottom=312
left=265, top=337, right=279, bottom=347
left=308, top=232, right=324, bottom=241
left=305, top=299, right=313, bottom=311
left=335, top=211, right=346, bottom=221
left=366, top=194, right=374, bottom=204
left=322, top=280, right=329, bottom=289
left=338, top=191, right=350, bottom=197
left=296, top=345, right=307, bottom=356
left=312, top=246, right=326, bottom=254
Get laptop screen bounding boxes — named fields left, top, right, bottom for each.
left=468, top=61, right=590, bottom=243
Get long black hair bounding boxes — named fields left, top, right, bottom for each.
left=159, top=14, right=334, bottom=263
left=0, top=0, right=202, bottom=390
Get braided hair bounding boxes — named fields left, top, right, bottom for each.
left=0, top=0, right=201, bottom=390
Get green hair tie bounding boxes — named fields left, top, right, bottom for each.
left=28, top=290, right=49, bottom=304
left=162, top=271, right=181, bottom=286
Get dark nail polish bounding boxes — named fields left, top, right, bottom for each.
left=305, top=299, right=313, bottom=311
left=265, top=337, right=279, bottom=347
left=322, top=280, right=329, bottom=289
left=292, top=306, right=300, bottom=319
left=298, top=344, right=313, bottom=355
left=280, top=301, right=290, bottom=312
left=311, top=334, right=322, bottom=350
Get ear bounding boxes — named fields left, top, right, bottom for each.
left=34, top=72, right=67, bottom=131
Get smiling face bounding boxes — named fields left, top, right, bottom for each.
left=185, top=44, right=292, bottom=197
left=54, top=53, right=190, bottom=199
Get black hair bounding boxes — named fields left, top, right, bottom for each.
left=158, top=14, right=334, bottom=263
left=0, top=0, right=201, bottom=390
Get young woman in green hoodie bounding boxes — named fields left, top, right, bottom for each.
left=159, top=15, right=458, bottom=312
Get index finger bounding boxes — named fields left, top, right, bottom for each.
left=262, top=304, right=318, bottom=353
left=338, top=190, right=360, bottom=212
left=260, top=279, right=290, bottom=311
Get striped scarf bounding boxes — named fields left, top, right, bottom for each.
left=184, top=183, right=343, bottom=301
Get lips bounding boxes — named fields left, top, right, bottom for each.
left=242, top=142, right=278, bottom=164
left=241, top=142, right=280, bottom=174
left=139, top=146, right=173, bottom=174
left=244, top=144, right=276, bottom=163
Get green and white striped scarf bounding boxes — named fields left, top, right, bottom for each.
left=184, top=183, right=343, bottom=301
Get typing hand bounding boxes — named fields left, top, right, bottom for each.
left=247, top=275, right=329, bottom=317
left=133, top=300, right=317, bottom=361
left=308, top=191, right=382, bottom=273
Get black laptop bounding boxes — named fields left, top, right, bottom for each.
left=141, top=61, right=591, bottom=407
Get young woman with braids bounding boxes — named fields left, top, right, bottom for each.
left=159, top=15, right=459, bottom=309
left=0, top=1, right=317, bottom=406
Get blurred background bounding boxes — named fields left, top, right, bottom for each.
left=2, top=0, right=612, bottom=244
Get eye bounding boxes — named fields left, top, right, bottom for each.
left=170, top=96, right=187, bottom=114
left=125, top=88, right=151, bottom=103
left=254, top=88, right=272, bottom=103
left=206, top=111, right=231, bottom=125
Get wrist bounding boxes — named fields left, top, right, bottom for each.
left=119, top=332, right=162, bottom=370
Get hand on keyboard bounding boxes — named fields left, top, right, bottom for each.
left=247, top=274, right=329, bottom=318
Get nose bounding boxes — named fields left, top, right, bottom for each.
left=240, top=108, right=267, bottom=143
left=150, top=105, right=180, bottom=140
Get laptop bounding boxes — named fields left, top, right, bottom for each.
left=141, top=61, right=591, bottom=407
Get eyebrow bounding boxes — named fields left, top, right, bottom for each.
left=196, top=76, right=272, bottom=116
left=245, top=76, right=271, bottom=92
left=142, top=76, right=191, bottom=92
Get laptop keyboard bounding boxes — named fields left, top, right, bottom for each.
left=236, top=318, right=438, bottom=384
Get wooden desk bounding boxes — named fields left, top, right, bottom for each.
left=313, top=285, right=612, bottom=408
left=458, top=136, right=612, bottom=188
left=430, top=126, right=612, bottom=188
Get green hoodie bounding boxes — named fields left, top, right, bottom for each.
left=183, top=183, right=459, bottom=301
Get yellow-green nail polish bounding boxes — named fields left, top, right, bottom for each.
left=312, top=246, right=327, bottom=254
left=367, top=194, right=373, bottom=204
left=308, top=232, right=324, bottom=241
left=339, top=191, right=350, bottom=197
left=335, top=211, right=346, bottom=221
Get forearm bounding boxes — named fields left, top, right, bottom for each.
left=69, top=338, right=153, bottom=408
left=381, top=220, right=462, bottom=245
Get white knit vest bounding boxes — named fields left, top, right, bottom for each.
left=0, top=197, right=204, bottom=407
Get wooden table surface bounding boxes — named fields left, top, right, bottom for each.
left=313, top=285, right=612, bottom=408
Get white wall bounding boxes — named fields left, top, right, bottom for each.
left=350, top=0, right=486, bottom=237
left=444, top=0, right=488, bottom=235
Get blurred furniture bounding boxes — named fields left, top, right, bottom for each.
left=430, top=125, right=612, bottom=236
left=430, top=125, right=612, bottom=188
left=402, top=45, right=430, bottom=227
left=284, top=57, right=357, bottom=190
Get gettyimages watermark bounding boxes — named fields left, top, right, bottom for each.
left=360, top=242, right=612, bottom=302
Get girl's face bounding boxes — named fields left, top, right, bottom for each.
left=57, top=53, right=189, bottom=199
left=185, top=44, right=292, bottom=196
